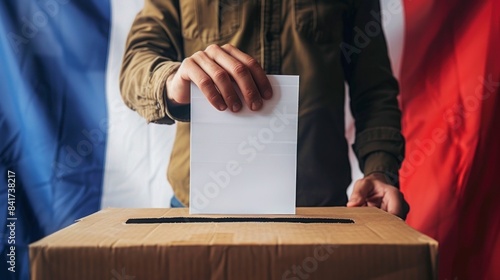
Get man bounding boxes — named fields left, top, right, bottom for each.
left=120, top=0, right=409, bottom=218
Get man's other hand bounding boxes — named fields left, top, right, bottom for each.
left=166, top=44, right=273, bottom=112
left=347, top=173, right=410, bottom=220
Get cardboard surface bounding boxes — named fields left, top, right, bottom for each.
left=30, top=207, right=438, bottom=280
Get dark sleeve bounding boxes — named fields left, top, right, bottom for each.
left=341, top=0, right=405, bottom=186
left=119, top=0, right=189, bottom=124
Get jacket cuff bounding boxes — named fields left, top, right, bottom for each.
left=157, top=62, right=190, bottom=123
left=363, top=151, right=400, bottom=187
left=353, top=127, right=405, bottom=187
left=150, top=61, right=182, bottom=124
left=164, top=91, right=190, bottom=122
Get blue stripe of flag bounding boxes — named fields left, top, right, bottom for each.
left=0, top=1, right=110, bottom=279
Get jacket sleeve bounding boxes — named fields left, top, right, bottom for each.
left=120, top=0, right=189, bottom=124
left=342, top=0, right=405, bottom=185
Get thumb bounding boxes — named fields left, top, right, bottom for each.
left=347, top=179, right=372, bottom=207
left=167, top=66, right=191, bottom=105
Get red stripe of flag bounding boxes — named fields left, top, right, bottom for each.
left=400, top=0, right=500, bottom=279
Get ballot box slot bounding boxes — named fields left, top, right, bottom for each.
left=125, top=217, right=354, bottom=224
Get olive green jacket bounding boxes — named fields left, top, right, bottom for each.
left=120, top=0, right=405, bottom=206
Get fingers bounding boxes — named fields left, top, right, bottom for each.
left=205, top=44, right=265, bottom=111
left=377, top=185, right=409, bottom=220
left=347, top=175, right=410, bottom=220
left=385, top=190, right=410, bottom=220
left=220, top=44, right=273, bottom=100
left=347, top=179, right=373, bottom=207
left=178, top=57, right=226, bottom=110
left=384, top=188, right=403, bottom=218
left=171, top=44, right=270, bottom=112
left=191, top=51, right=241, bottom=111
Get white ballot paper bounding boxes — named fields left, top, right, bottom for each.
left=190, top=75, right=299, bottom=214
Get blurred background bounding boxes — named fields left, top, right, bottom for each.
left=1, top=0, right=499, bottom=279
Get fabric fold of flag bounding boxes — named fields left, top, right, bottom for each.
left=400, top=0, right=500, bottom=279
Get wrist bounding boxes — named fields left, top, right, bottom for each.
left=163, top=69, right=191, bottom=122
left=166, top=72, right=182, bottom=107
left=364, top=172, right=387, bottom=183
left=363, top=152, right=400, bottom=187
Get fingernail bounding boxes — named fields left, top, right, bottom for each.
left=251, top=100, right=262, bottom=111
left=218, top=104, right=227, bottom=111
left=263, top=90, right=272, bottom=99
left=232, top=103, right=241, bottom=112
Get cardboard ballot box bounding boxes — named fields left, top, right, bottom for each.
left=30, top=207, right=438, bottom=280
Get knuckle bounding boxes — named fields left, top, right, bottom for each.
left=183, top=57, right=194, bottom=66
left=207, top=92, right=221, bottom=103
left=390, top=189, right=400, bottom=198
left=222, top=43, right=235, bottom=51
left=232, top=63, right=249, bottom=76
left=198, top=77, right=213, bottom=89
left=225, top=94, right=239, bottom=103
left=246, top=57, right=260, bottom=69
left=212, top=69, right=229, bottom=83
left=206, top=92, right=223, bottom=105
left=353, top=181, right=362, bottom=189
left=242, top=90, right=257, bottom=98
left=192, top=50, right=204, bottom=58
left=205, top=44, right=220, bottom=53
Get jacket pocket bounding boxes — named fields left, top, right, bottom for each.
left=181, top=0, right=241, bottom=44
left=294, top=0, right=348, bottom=43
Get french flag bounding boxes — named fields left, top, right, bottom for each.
left=1, top=1, right=175, bottom=279
left=0, top=1, right=498, bottom=279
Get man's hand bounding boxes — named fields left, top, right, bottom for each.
left=166, top=44, right=273, bottom=112
left=347, top=173, right=410, bottom=220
